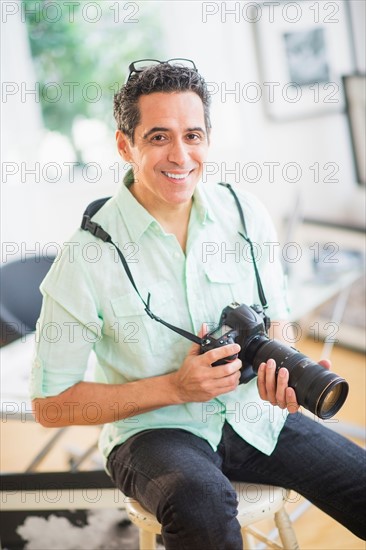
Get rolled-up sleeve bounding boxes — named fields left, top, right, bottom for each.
left=30, top=240, right=102, bottom=399
left=30, top=296, right=97, bottom=398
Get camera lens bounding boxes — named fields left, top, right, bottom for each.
left=316, top=378, right=349, bottom=419
left=243, top=337, right=349, bottom=419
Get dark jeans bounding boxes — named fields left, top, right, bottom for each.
left=107, top=414, right=366, bottom=549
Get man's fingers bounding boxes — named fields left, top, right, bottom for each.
left=187, top=324, right=209, bottom=357
left=275, top=368, right=289, bottom=409
left=204, top=343, right=241, bottom=367
left=257, top=359, right=277, bottom=404
left=265, top=358, right=277, bottom=405
left=257, top=362, right=267, bottom=400
left=275, top=369, right=299, bottom=412
left=199, top=323, right=209, bottom=338
left=208, top=359, right=242, bottom=382
left=216, top=369, right=241, bottom=392
left=258, top=362, right=300, bottom=413
left=319, top=359, right=331, bottom=370
left=187, top=341, right=202, bottom=357
left=285, top=387, right=299, bottom=414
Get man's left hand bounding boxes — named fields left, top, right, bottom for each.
left=257, top=358, right=331, bottom=413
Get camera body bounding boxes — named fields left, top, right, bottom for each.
left=200, top=302, right=349, bottom=419
left=201, top=302, right=269, bottom=383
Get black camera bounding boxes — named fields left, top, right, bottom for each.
left=201, top=302, right=349, bottom=419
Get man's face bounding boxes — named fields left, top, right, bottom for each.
left=116, top=91, right=209, bottom=211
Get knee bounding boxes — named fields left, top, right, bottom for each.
left=158, top=476, right=238, bottom=528
left=156, top=477, right=242, bottom=549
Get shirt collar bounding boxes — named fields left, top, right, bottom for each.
left=193, top=182, right=217, bottom=225
left=114, top=169, right=156, bottom=242
left=115, top=168, right=216, bottom=242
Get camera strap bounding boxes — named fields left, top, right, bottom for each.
left=218, top=182, right=268, bottom=312
left=81, top=182, right=269, bottom=344
left=81, top=199, right=202, bottom=345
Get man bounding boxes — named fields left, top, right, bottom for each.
left=31, top=60, right=365, bottom=549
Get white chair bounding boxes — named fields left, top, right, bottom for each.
left=125, top=481, right=299, bottom=549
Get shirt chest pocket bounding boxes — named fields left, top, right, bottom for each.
left=110, top=282, right=182, bottom=356
left=204, top=262, right=256, bottom=317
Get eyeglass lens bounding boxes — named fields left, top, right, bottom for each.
left=131, top=58, right=196, bottom=73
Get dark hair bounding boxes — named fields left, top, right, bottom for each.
left=113, top=63, right=211, bottom=143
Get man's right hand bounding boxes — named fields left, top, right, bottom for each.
left=170, top=331, right=242, bottom=403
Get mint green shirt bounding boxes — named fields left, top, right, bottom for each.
left=31, top=172, right=289, bottom=463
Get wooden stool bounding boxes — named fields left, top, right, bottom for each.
left=125, top=481, right=299, bottom=549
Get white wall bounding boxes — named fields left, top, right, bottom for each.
left=161, top=0, right=365, bottom=226
left=1, top=2, right=44, bottom=163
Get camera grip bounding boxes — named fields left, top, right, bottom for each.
left=200, top=332, right=238, bottom=366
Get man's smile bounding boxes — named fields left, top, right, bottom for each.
left=161, top=170, right=194, bottom=181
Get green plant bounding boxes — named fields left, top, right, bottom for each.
left=24, top=0, right=162, bottom=153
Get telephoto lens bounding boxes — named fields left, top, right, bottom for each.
left=208, top=303, right=349, bottom=420
left=244, top=336, right=349, bottom=419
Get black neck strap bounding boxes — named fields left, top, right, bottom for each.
left=81, top=204, right=202, bottom=345
left=81, top=183, right=268, bottom=345
left=218, top=183, right=268, bottom=310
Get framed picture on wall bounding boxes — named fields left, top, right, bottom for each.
left=343, top=74, right=366, bottom=186
left=254, top=0, right=356, bottom=120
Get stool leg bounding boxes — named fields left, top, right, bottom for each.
left=275, top=507, right=300, bottom=550
left=241, top=528, right=256, bottom=549
left=139, top=528, right=157, bottom=550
